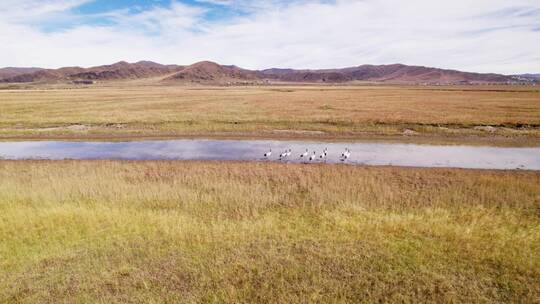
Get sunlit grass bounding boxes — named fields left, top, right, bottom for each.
left=0, top=85, right=539, bottom=143
left=1, top=161, right=539, bottom=302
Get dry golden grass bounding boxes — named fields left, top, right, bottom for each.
left=0, top=84, right=539, bottom=144
left=1, top=160, right=539, bottom=303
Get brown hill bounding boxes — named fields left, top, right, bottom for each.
left=164, top=61, right=260, bottom=83
left=260, top=64, right=514, bottom=84
left=0, top=67, right=44, bottom=80
left=70, top=61, right=182, bottom=81
left=1, top=61, right=182, bottom=83
left=1, top=61, right=518, bottom=84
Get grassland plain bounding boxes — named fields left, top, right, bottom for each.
left=0, top=160, right=539, bottom=303
left=0, top=84, right=539, bottom=145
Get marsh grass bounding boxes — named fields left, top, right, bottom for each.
left=0, top=85, right=539, bottom=143
left=0, top=161, right=539, bottom=303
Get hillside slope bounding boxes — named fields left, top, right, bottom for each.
left=260, top=64, right=514, bottom=83
left=1, top=61, right=522, bottom=84
left=164, top=61, right=260, bottom=83
left=0, top=67, right=44, bottom=80
left=1, top=61, right=182, bottom=83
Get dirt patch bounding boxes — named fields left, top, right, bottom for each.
left=403, top=129, right=418, bottom=136
left=67, top=124, right=90, bottom=131
left=24, top=124, right=92, bottom=132
left=474, top=126, right=497, bottom=133
left=273, top=129, right=326, bottom=135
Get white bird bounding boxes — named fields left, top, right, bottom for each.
left=320, top=148, right=328, bottom=159
left=300, top=149, right=308, bottom=158
left=341, top=149, right=351, bottom=161
left=309, top=151, right=317, bottom=162
left=264, top=149, right=272, bottom=158
left=279, top=149, right=291, bottom=160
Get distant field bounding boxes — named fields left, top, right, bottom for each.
left=0, top=84, right=539, bottom=144
left=1, top=161, right=539, bottom=303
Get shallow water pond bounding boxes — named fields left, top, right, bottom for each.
left=0, top=139, right=538, bottom=170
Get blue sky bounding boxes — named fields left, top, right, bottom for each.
left=1, top=0, right=539, bottom=74
left=76, top=0, right=171, bottom=13
left=73, top=0, right=246, bottom=22
left=38, top=0, right=252, bottom=32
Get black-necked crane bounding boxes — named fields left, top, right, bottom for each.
left=300, top=149, right=308, bottom=158
left=341, top=148, right=351, bottom=161
left=286, top=149, right=292, bottom=157
left=320, top=148, right=328, bottom=159
left=279, top=149, right=292, bottom=160
left=309, top=151, right=317, bottom=162
left=264, top=149, right=272, bottom=158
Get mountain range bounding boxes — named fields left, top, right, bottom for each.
left=0, top=67, right=45, bottom=80
left=0, top=60, right=534, bottom=85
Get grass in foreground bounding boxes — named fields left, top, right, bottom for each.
left=0, top=84, right=539, bottom=144
left=0, top=161, right=539, bottom=303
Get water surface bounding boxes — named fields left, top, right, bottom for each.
left=0, top=139, right=538, bottom=170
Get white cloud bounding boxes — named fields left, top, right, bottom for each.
left=1, top=0, right=539, bottom=74
left=0, top=0, right=91, bottom=21
left=194, top=0, right=233, bottom=5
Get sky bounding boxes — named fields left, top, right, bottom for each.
left=1, top=0, right=539, bottom=74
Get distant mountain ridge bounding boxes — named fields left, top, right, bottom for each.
left=0, top=61, right=531, bottom=84
left=164, top=61, right=259, bottom=82
left=259, top=64, right=517, bottom=83
left=0, top=67, right=44, bottom=79
left=1, top=61, right=183, bottom=83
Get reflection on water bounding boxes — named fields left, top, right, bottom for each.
left=0, top=139, right=538, bottom=170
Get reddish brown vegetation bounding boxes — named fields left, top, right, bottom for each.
left=1, top=60, right=520, bottom=84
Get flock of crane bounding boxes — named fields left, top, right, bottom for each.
left=263, top=147, right=351, bottom=162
